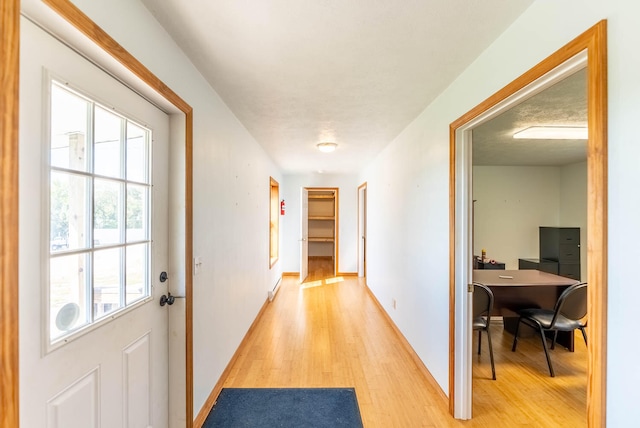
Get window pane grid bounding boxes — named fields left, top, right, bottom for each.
left=51, top=166, right=151, bottom=187
left=49, top=79, right=152, bottom=345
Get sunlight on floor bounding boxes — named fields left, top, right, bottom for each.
left=301, top=280, right=324, bottom=289
left=301, top=277, right=345, bottom=289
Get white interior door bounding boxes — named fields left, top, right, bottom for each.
left=300, top=187, right=309, bottom=283
left=19, top=19, right=171, bottom=428
left=358, top=185, right=367, bottom=278
left=167, top=114, right=188, bottom=427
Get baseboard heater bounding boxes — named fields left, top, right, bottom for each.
left=268, top=277, right=282, bottom=302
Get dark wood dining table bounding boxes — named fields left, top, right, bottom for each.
left=473, top=269, right=581, bottom=351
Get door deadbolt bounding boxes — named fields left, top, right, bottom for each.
left=159, top=292, right=175, bottom=306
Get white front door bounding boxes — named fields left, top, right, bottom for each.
left=299, top=187, right=309, bottom=283
left=19, top=19, right=171, bottom=427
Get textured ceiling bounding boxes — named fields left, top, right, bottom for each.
left=141, top=0, right=534, bottom=174
left=472, top=68, right=587, bottom=166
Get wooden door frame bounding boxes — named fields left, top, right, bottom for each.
left=1, top=0, right=20, bottom=426
left=1, top=0, right=195, bottom=426
left=449, top=21, right=607, bottom=426
left=305, top=187, right=339, bottom=276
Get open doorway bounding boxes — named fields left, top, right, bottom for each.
left=449, top=21, right=607, bottom=426
left=301, top=187, right=339, bottom=282
left=470, top=66, right=588, bottom=424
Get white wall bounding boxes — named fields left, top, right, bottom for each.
left=361, top=2, right=640, bottom=424
left=282, top=174, right=360, bottom=274
left=473, top=166, right=561, bottom=269
left=559, top=161, right=588, bottom=281
left=360, top=117, right=451, bottom=387
left=473, top=163, right=587, bottom=277
left=35, top=0, right=284, bottom=417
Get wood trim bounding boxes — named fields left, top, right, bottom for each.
left=41, top=0, right=196, bottom=425
left=308, top=194, right=335, bottom=199
left=449, top=20, right=607, bottom=426
left=185, top=110, right=194, bottom=426
left=192, top=298, right=272, bottom=427
left=449, top=26, right=601, bottom=131
left=335, top=188, right=340, bottom=276
left=365, top=284, right=448, bottom=403
left=0, top=0, right=20, bottom=426
left=308, top=237, right=334, bottom=242
left=448, top=123, right=456, bottom=415
left=282, top=272, right=300, bottom=277
left=305, top=187, right=339, bottom=276
left=586, top=20, right=607, bottom=428
left=43, top=0, right=191, bottom=114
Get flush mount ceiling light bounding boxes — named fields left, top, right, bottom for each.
left=513, top=126, right=588, bottom=140
left=316, top=142, right=338, bottom=153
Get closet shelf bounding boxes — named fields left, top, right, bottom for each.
left=308, top=216, right=334, bottom=220
left=308, top=237, right=334, bottom=242
left=308, top=194, right=335, bottom=199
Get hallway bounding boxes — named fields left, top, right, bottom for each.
left=218, top=273, right=586, bottom=427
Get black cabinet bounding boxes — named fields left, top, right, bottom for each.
left=518, top=258, right=558, bottom=274
left=539, top=227, right=581, bottom=280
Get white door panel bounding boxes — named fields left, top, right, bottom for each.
left=19, top=18, right=170, bottom=428
left=46, top=368, right=100, bottom=428
left=300, top=188, right=309, bottom=283
left=167, top=114, right=187, bottom=427
left=358, top=185, right=367, bottom=278
left=168, top=298, right=187, bottom=426
left=123, top=333, right=152, bottom=428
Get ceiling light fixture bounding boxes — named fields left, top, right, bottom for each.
left=513, top=126, right=588, bottom=140
left=316, top=142, right=338, bottom=153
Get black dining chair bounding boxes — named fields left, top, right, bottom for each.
left=473, top=282, right=496, bottom=380
left=511, top=282, right=587, bottom=377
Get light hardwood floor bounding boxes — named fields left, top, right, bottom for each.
left=220, top=265, right=587, bottom=427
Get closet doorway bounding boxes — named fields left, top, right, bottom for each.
left=301, top=187, right=339, bottom=282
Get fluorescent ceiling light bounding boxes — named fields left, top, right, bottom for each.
left=317, top=142, right=338, bottom=153
left=513, top=126, right=588, bottom=140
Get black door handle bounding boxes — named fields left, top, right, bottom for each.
left=159, top=293, right=175, bottom=306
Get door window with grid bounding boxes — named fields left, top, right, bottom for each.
left=48, top=79, right=152, bottom=345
